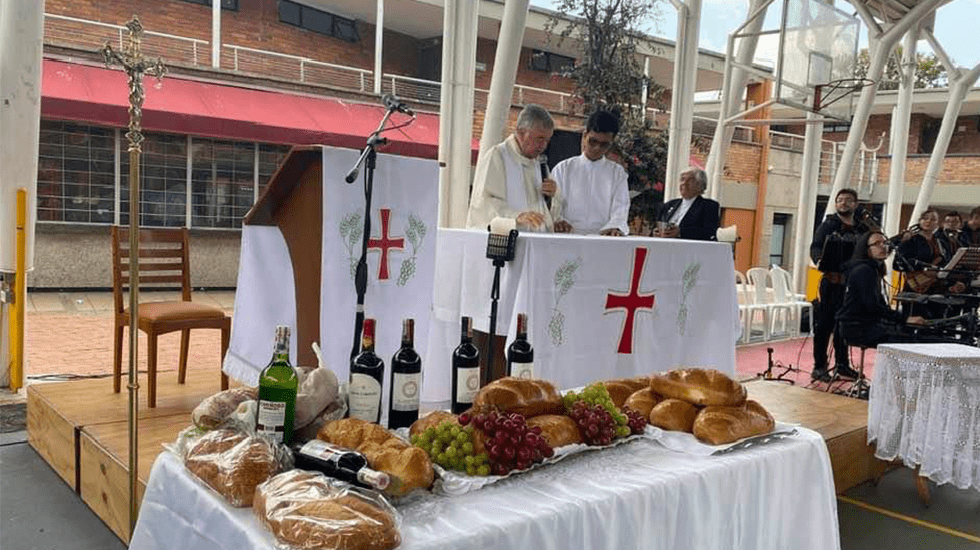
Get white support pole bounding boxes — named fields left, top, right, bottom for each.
left=665, top=0, right=702, bottom=202
left=909, top=63, right=980, bottom=225
left=373, top=0, right=384, bottom=96
left=791, top=113, right=823, bottom=294
left=641, top=56, right=650, bottom=116
left=478, top=0, right=531, bottom=156
left=824, top=0, right=946, bottom=219
left=884, top=27, right=917, bottom=246
left=211, top=0, right=220, bottom=67
left=705, top=0, right=768, bottom=202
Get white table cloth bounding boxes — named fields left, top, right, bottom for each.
left=129, top=428, right=839, bottom=550
left=423, top=229, right=739, bottom=405
left=868, top=343, right=980, bottom=491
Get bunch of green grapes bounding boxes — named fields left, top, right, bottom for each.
left=410, top=420, right=491, bottom=476
left=562, top=383, right=631, bottom=439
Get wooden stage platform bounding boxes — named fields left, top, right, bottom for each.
left=27, top=375, right=876, bottom=543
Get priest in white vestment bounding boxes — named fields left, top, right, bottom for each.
left=467, top=105, right=561, bottom=232
left=551, top=110, right=629, bottom=236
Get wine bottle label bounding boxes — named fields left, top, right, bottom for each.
left=349, top=373, right=382, bottom=422
left=510, top=361, right=534, bottom=379
left=391, top=372, right=421, bottom=411
left=455, top=366, right=479, bottom=404
left=256, top=400, right=286, bottom=444
left=298, top=439, right=343, bottom=462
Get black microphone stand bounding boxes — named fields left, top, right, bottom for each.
left=484, top=228, right=518, bottom=385
left=345, top=107, right=397, bottom=360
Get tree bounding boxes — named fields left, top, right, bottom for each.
left=854, top=47, right=948, bottom=90
left=545, top=0, right=670, bottom=234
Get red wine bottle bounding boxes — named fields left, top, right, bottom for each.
left=451, top=316, right=480, bottom=414
left=507, top=313, right=534, bottom=379
left=388, top=318, right=421, bottom=430
left=349, top=318, right=384, bottom=423
left=290, top=440, right=390, bottom=491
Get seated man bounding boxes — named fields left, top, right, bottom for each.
left=961, top=206, right=980, bottom=248
left=466, top=104, right=560, bottom=232
left=654, top=167, right=720, bottom=241
left=551, top=110, right=629, bottom=236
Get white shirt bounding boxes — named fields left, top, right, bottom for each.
left=669, top=197, right=697, bottom=225
left=551, top=153, right=630, bottom=235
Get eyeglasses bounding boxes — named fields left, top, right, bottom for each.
left=587, top=137, right=613, bottom=150
left=869, top=241, right=887, bottom=248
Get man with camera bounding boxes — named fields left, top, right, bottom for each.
left=809, top=188, right=864, bottom=382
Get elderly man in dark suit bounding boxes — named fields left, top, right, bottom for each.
left=654, top=167, right=720, bottom=241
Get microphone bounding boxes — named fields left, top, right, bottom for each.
left=382, top=93, right=414, bottom=117
left=538, top=155, right=551, bottom=209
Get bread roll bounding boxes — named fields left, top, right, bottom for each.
left=525, top=414, right=582, bottom=448
left=649, top=368, right=747, bottom=407
left=648, top=399, right=700, bottom=433
left=693, top=400, right=775, bottom=445
left=185, top=429, right=281, bottom=507
left=255, top=470, right=400, bottom=550
left=601, top=377, right=652, bottom=408
left=192, top=387, right=258, bottom=429
left=318, top=418, right=433, bottom=496
left=623, top=387, right=661, bottom=419
left=409, top=410, right=458, bottom=436
left=472, top=377, right=564, bottom=417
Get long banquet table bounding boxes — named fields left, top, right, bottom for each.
left=129, top=428, right=840, bottom=550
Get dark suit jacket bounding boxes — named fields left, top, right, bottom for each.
left=657, top=196, right=720, bottom=241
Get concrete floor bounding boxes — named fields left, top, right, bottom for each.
left=2, top=431, right=978, bottom=549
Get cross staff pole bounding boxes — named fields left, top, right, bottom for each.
left=101, top=16, right=167, bottom=537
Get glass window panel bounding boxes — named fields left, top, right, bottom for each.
left=120, top=131, right=187, bottom=227
left=334, top=16, right=358, bottom=42
left=303, top=7, right=333, bottom=35
left=191, top=137, right=254, bottom=229
left=258, top=143, right=291, bottom=196
left=35, top=119, right=116, bottom=224
left=279, top=0, right=301, bottom=26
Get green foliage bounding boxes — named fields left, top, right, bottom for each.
left=854, top=47, right=948, bottom=90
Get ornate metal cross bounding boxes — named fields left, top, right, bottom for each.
left=100, top=15, right=166, bottom=538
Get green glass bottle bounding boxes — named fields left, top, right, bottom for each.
left=256, top=325, right=299, bottom=445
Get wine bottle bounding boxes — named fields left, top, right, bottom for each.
left=256, top=325, right=299, bottom=445
left=291, top=440, right=391, bottom=491
left=507, top=313, right=534, bottom=379
left=451, top=316, right=480, bottom=414
left=349, top=318, right=384, bottom=423
left=388, top=318, right=421, bottom=430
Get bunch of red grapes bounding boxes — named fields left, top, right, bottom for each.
left=622, top=407, right=648, bottom=435
left=459, top=410, right=554, bottom=476
left=567, top=401, right=619, bottom=446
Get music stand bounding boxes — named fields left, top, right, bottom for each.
left=484, top=228, right=518, bottom=386
left=937, top=247, right=980, bottom=279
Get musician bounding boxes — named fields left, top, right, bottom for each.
left=895, top=208, right=967, bottom=318
left=961, top=206, right=980, bottom=247
left=809, top=188, right=864, bottom=381
left=837, top=231, right=925, bottom=348
left=938, top=211, right=963, bottom=256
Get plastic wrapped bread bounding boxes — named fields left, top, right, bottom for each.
left=192, top=387, right=258, bottom=429
left=183, top=428, right=291, bottom=507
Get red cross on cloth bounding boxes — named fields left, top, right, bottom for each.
left=605, top=247, right=655, bottom=354
left=367, top=208, right=405, bottom=280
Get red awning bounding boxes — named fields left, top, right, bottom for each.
left=41, top=59, right=472, bottom=160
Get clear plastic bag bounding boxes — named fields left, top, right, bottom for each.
left=181, top=428, right=293, bottom=507
left=191, top=387, right=258, bottom=430
left=254, top=469, right=402, bottom=550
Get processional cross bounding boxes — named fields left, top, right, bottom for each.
left=100, top=15, right=167, bottom=537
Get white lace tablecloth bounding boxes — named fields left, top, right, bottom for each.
left=129, top=428, right=839, bottom=550
left=868, top=343, right=980, bottom=490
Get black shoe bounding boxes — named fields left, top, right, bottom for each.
left=834, top=365, right=861, bottom=380
left=811, top=368, right=831, bottom=382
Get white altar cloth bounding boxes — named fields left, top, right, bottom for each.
left=868, top=343, right=980, bottom=490
left=423, top=229, right=739, bottom=404
left=129, top=428, right=839, bottom=550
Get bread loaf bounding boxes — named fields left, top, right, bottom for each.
left=692, top=400, right=774, bottom=445
left=318, top=418, right=433, bottom=496
left=649, top=368, right=747, bottom=407
left=185, top=429, right=281, bottom=507
left=409, top=410, right=458, bottom=436
left=472, top=377, right=564, bottom=417
left=525, top=414, right=583, bottom=448
left=648, top=399, right=700, bottom=433
left=254, top=469, right=400, bottom=550
left=192, top=387, right=258, bottom=429
left=623, top=387, right=661, bottom=419
left=601, top=377, right=652, bottom=408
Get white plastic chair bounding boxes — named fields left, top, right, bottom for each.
left=769, top=265, right=813, bottom=337
left=735, top=270, right=767, bottom=344
left=745, top=267, right=774, bottom=341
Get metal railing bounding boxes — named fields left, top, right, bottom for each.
left=45, top=13, right=209, bottom=66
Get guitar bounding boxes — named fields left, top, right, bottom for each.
left=905, top=270, right=939, bottom=293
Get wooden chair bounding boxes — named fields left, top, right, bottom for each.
left=111, top=226, right=229, bottom=407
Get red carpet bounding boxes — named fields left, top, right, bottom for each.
left=735, top=336, right=877, bottom=390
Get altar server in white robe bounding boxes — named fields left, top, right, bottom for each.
left=551, top=110, right=629, bottom=236
left=467, top=104, right=560, bottom=232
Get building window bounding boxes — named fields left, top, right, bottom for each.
left=530, top=50, right=575, bottom=74
left=278, top=0, right=359, bottom=43
left=258, top=144, right=292, bottom=197
left=191, top=138, right=255, bottom=229
left=823, top=123, right=850, bottom=133
left=36, top=120, right=115, bottom=224
left=181, top=0, right=239, bottom=10
left=770, top=213, right=791, bottom=267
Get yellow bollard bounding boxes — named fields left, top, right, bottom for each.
left=9, top=188, right=27, bottom=391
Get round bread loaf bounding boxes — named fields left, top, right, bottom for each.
left=525, top=414, right=582, bottom=448
left=648, top=398, right=700, bottom=433
left=649, top=368, right=747, bottom=407
left=185, top=429, right=280, bottom=507
left=409, top=410, right=458, bottom=436
left=472, top=377, right=564, bottom=417
left=622, top=387, right=661, bottom=419
left=692, top=400, right=775, bottom=445
left=601, top=377, right=652, bottom=408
